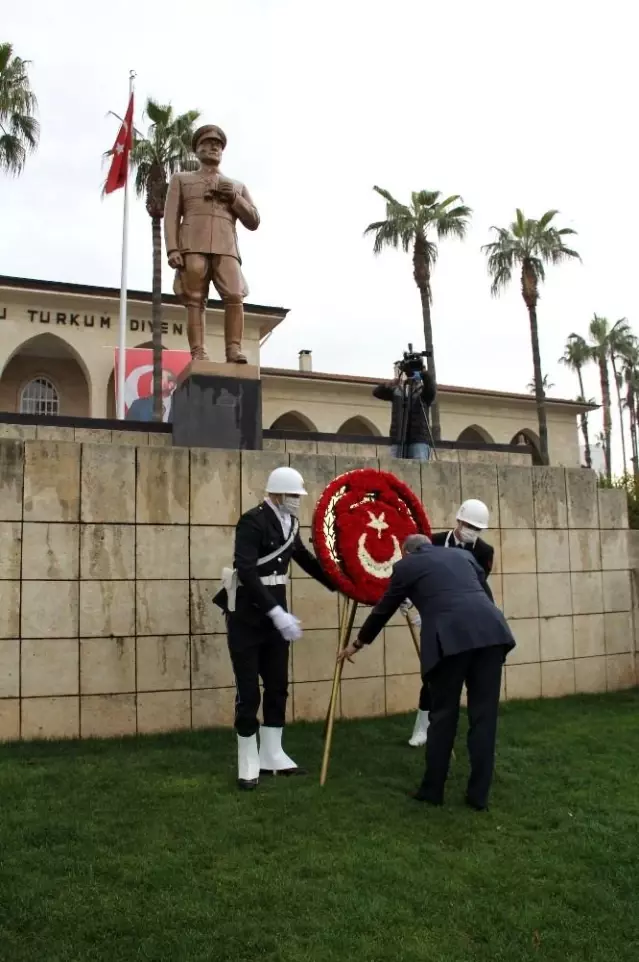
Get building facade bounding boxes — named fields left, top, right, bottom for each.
left=0, top=276, right=589, bottom=465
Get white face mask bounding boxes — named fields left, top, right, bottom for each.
left=457, top=526, right=479, bottom=546
left=281, top=495, right=301, bottom=517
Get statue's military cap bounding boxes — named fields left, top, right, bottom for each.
left=192, top=125, right=227, bottom=151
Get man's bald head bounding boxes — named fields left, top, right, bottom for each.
left=402, top=534, right=432, bottom=556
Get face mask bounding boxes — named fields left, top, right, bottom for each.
left=458, top=526, right=478, bottom=546
left=281, top=495, right=301, bottom=517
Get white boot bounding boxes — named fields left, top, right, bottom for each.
left=408, top=710, right=430, bottom=747
left=237, top=734, right=260, bottom=789
left=259, top=726, right=306, bottom=776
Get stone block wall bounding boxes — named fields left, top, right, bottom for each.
left=0, top=424, right=531, bottom=465
left=0, top=439, right=635, bottom=743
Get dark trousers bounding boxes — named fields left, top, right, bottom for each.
left=419, top=645, right=507, bottom=807
left=227, top=618, right=290, bottom=737
left=418, top=680, right=432, bottom=712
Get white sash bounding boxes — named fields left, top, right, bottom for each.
left=222, top=519, right=299, bottom=612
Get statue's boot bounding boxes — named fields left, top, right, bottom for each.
left=187, top=305, right=209, bottom=361
left=224, top=303, right=248, bottom=364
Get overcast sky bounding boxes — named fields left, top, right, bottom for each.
left=2, top=0, right=637, bottom=453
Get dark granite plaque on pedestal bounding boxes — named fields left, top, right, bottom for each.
left=172, top=361, right=262, bottom=450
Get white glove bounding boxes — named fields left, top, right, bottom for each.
left=268, top=606, right=303, bottom=642
left=400, top=600, right=421, bottom=627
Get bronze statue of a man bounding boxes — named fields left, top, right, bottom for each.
left=164, top=125, right=260, bottom=364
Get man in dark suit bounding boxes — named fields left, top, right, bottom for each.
left=340, top=534, right=515, bottom=810
left=125, top=369, right=177, bottom=423
left=216, top=465, right=335, bottom=791
left=408, top=498, right=495, bottom=747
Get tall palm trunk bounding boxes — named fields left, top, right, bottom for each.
left=151, top=215, right=163, bottom=421
left=521, top=265, right=549, bottom=465
left=628, top=392, right=638, bottom=479
left=630, top=382, right=639, bottom=480
left=597, top=352, right=612, bottom=481
left=610, top=356, right=628, bottom=476
left=576, top=365, right=592, bottom=469
left=413, top=240, right=440, bottom=441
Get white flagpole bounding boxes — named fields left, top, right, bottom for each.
left=116, top=69, right=136, bottom=420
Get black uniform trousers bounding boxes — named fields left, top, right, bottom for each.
left=227, top=614, right=290, bottom=737
left=418, top=644, right=508, bottom=808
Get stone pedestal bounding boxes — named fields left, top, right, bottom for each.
left=172, top=361, right=262, bottom=450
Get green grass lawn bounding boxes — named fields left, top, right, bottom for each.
left=1, top=692, right=638, bottom=962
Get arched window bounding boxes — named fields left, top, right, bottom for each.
left=511, top=429, right=543, bottom=465
left=337, top=416, right=380, bottom=437
left=270, top=411, right=317, bottom=432
left=19, top=377, right=60, bottom=416
left=457, top=425, right=495, bottom=444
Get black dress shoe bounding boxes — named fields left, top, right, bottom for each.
left=237, top=778, right=259, bottom=791
left=465, top=796, right=488, bottom=811
left=260, top=766, right=308, bottom=777
left=410, top=791, right=443, bottom=805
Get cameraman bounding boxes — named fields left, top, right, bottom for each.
left=373, top=361, right=436, bottom=461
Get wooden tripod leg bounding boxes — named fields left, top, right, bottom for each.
left=404, top=613, right=421, bottom=657
left=323, top=595, right=350, bottom=737
left=319, top=597, right=358, bottom=786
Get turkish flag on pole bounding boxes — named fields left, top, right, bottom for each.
left=105, top=93, right=134, bottom=194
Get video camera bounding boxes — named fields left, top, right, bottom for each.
left=397, top=343, right=432, bottom=378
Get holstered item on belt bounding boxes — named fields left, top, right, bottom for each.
left=216, top=520, right=299, bottom=614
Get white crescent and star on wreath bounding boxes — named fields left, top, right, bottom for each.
left=357, top=510, right=402, bottom=580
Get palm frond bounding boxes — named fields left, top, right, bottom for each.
left=411, top=189, right=441, bottom=209
left=0, top=133, right=26, bottom=175
left=372, top=185, right=405, bottom=209
left=105, top=97, right=199, bottom=202
left=0, top=43, right=39, bottom=174
left=537, top=209, right=559, bottom=230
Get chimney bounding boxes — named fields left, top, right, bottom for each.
left=299, top=350, right=312, bottom=373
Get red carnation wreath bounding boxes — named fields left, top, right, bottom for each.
left=312, top=469, right=431, bottom=606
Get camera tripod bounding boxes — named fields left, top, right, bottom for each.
left=396, top=373, right=438, bottom=461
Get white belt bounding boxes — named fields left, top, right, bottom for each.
left=260, top=574, right=288, bottom=586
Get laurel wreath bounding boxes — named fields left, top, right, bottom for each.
left=312, top=469, right=431, bottom=605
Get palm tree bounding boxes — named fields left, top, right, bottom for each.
left=364, top=187, right=472, bottom=441
left=112, top=98, right=200, bottom=419
left=527, top=373, right=554, bottom=395
left=585, top=316, right=632, bottom=481
left=622, top=344, right=639, bottom=477
left=560, top=334, right=592, bottom=469
left=0, top=43, right=39, bottom=175
left=609, top=323, right=635, bottom=477
left=482, top=210, right=580, bottom=465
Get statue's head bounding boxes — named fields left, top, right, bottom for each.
left=192, top=125, right=227, bottom=167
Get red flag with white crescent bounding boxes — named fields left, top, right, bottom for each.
left=105, top=93, right=134, bottom=194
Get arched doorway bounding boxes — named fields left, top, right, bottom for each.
left=0, top=333, right=90, bottom=416
left=270, top=411, right=317, bottom=432
left=337, top=416, right=380, bottom=437
left=457, top=425, right=495, bottom=444
left=511, top=429, right=543, bottom=465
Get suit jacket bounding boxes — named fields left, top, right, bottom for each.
left=164, top=170, right=259, bottom=262
left=218, top=502, right=334, bottom=633
left=358, top=545, right=515, bottom=674
left=125, top=396, right=173, bottom=424
left=431, top=530, right=494, bottom=602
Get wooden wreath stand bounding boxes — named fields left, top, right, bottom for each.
left=319, top=599, right=421, bottom=786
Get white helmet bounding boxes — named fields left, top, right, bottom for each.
left=265, top=466, right=307, bottom=496
left=456, top=499, right=489, bottom=530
